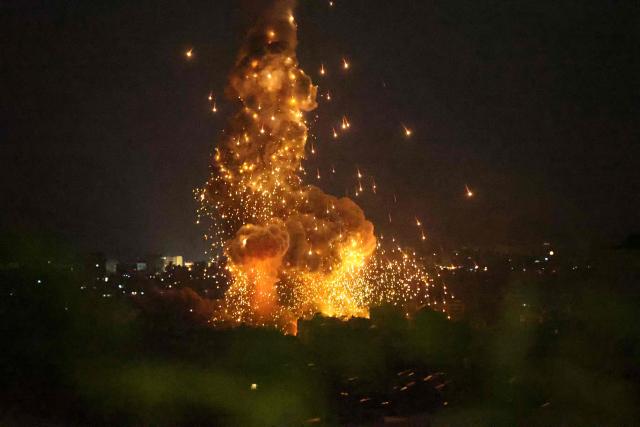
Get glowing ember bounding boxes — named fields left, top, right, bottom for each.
left=197, top=0, right=451, bottom=332
left=465, top=185, right=474, bottom=198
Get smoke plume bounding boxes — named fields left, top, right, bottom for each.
left=199, top=0, right=447, bottom=332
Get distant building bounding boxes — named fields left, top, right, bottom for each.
left=145, top=254, right=164, bottom=274
left=106, top=259, right=118, bottom=274
left=162, top=255, right=184, bottom=270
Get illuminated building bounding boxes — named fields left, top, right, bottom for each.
left=162, top=255, right=184, bottom=270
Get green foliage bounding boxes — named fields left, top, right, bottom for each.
left=1, top=233, right=639, bottom=425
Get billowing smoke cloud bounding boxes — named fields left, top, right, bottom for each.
left=199, top=0, right=376, bottom=327
left=200, top=0, right=441, bottom=332
left=283, top=186, right=376, bottom=273
left=227, top=221, right=289, bottom=266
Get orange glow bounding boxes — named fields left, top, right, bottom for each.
left=198, top=1, right=454, bottom=333
left=465, top=185, right=474, bottom=198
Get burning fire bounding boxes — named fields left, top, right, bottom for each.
left=197, top=0, right=452, bottom=332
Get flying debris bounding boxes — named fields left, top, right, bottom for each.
left=465, top=185, right=474, bottom=198
left=341, top=115, right=350, bottom=130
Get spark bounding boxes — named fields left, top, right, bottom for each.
left=402, top=124, right=412, bottom=137
left=185, top=48, right=193, bottom=59
left=341, top=115, right=350, bottom=130
left=342, top=58, right=350, bottom=70
left=197, top=1, right=453, bottom=333
left=465, top=185, right=474, bottom=198
left=319, top=63, right=326, bottom=76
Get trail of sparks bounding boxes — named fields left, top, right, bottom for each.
left=196, top=0, right=452, bottom=333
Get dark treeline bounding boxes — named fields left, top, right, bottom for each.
left=0, top=232, right=639, bottom=425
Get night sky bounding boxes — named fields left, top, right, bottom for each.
left=2, top=0, right=638, bottom=260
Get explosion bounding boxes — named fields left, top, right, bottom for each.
left=198, top=0, right=452, bottom=332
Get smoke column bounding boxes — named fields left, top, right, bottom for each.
left=199, top=0, right=449, bottom=332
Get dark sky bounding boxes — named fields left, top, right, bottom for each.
left=2, top=0, right=638, bottom=259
